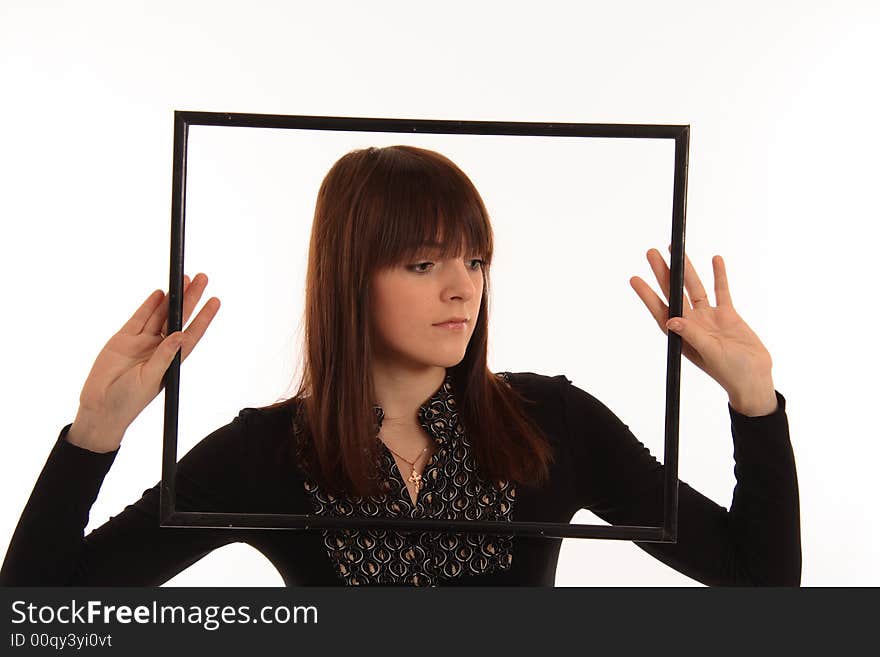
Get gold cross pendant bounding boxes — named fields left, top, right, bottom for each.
left=408, top=470, right=423, bottom=490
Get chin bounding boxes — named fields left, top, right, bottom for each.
left=444, top=349, right=471, bottom=367
left=418, top=351, right=467, bottom=370
left=390, top=339, right=470, bottom=370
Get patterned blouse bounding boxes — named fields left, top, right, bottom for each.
left=302, top=372, right=517, bottom=586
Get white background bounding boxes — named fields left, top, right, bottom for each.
left=1, top=0, right=877, bottom=587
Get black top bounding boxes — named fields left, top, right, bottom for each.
left=0, top=371, right=801, bottom=586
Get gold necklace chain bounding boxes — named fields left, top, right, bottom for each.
left=382, top=442, right=431, bottom=490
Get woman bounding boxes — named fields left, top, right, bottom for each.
left=0, top=145, right=800, bottom=586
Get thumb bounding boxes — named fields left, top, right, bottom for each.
left=666, top=318, right=707, bottom=354
left=666, top=318, right=684, bottom=334
left=144, top=332, right=185, bottom=385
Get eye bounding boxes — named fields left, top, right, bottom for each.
left=406, top=258, right=484, bottom=274
left=408, top=261, right=434, bottom=273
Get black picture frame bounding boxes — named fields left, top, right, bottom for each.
left=160, top=111, right=689, bottom=542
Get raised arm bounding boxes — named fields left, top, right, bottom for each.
left=0, top=410, right=256, bottom=586
left=561, top=377, right=801, bottom=586
left=0, top=271, right=253, bottom=585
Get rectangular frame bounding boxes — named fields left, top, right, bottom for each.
left=160, top=111, right=689, bottom=542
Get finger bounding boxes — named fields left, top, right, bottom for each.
left=176, top=295, right=221, bottom=363
left=142, top=274, right=189, bottom=337
left=713, top=255, right=733, bottom=306
left=649, top=248, right=693, bottom=312
left=629, top=275, right=672, bottom=332
left=180, top=274, right=211, bottom=326
left=123, top=289, right=167, bottom=336
left=145, top=274, right=202, bottom=336
left=668, top=244, right=709, bottom=308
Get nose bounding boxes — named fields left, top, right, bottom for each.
left=442, top=258, right=479, bottom=302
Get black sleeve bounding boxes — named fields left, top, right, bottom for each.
left=560, top=377, right=801, bottom=586
left=0, top=411, right=257, bottom=586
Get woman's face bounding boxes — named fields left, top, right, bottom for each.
left=369, top=249, right=484, bottom=371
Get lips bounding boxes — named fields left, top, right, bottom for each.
left=433, top=317, right=468, bottom=325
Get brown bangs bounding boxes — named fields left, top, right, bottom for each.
left=355, top=145, right=494, bottom=270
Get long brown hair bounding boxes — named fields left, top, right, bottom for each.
left=259, top=144, right=555, bottom=498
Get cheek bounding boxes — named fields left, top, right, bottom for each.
left=371, top=278, right=429, bottom=337
left=376, top=303, right=420, bottom=338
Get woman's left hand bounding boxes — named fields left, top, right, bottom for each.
left=629, top=245, right=777, bottom=416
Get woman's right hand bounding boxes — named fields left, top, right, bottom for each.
left=66, top=273, right=220, bottom=453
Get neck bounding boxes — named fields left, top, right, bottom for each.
left=371, top=363, right=448, bottom=427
